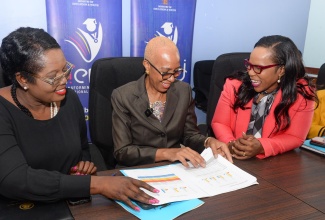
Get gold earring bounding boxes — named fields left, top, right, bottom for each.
left=146, top=71, right=149, bottom=75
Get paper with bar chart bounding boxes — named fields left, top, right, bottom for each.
left=121, top=155, right=258, bottom=205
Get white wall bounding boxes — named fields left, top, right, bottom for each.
left=193, top=0, right=310, bottom=63
left=0, top=0, right=47, bottom=39
left=303, top=0, right=325, bottom=68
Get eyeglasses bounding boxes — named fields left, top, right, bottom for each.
left=244, top=59, right=283, bottom=74
left=145, top=59, right=183, bottom=80
left=29, top=61, right=74, bottom=86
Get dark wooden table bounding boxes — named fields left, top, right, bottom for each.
left=70, top=148, right=325, bottom=219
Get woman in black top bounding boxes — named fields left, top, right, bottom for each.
left=0, top=27, right=158, bottom=211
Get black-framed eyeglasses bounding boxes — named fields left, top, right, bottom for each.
left=145, top=59, right=183, bottom=80
left=244, top=59, right=283, bottom=74
left=28, top=61, right=74, bottom=86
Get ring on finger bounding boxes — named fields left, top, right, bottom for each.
left=243, top=151, right=246, bottom=157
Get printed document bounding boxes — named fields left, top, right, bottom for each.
left=121, top=149, right=258, bottom=205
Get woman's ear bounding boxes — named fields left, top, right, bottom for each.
left=15, top=72, right=28, bottom=89
left=279, top=65, right=285, bottom=77
left=143, top=59, right=150, bottom=74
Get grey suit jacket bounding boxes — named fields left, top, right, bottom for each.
left=111, top=74, right=206, bottom=166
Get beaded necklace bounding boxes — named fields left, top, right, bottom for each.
left=10, top=84, right=58, bottom=119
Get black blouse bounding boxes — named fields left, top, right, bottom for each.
left=0, top=89, right=90, bottom=202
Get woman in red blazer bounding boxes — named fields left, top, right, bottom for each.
left=211, top=35, right=317, bottom=159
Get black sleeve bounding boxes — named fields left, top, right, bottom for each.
left=0, top=98, right=90, bottom=201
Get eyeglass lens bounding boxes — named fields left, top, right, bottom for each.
left=162, top=70, right=182, bottom=80
left=244, top=60, right=264, bottom=74
left=146, top=59, right=183, bottom=80
left=52, top=62, right=73, bottom=84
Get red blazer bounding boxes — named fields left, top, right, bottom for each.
left=211, top=78, right=314, bottom=159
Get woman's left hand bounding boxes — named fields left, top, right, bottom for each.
left=207, top=138, right=233, bottom=163
left=231, top=134, right=264, bottom=159
left=70, top=161, right=97, bottom=175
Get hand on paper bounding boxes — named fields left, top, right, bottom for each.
left=90, top=176, right=159, bottom=211
left=70, top=161, right=97, bottom=175
left=230, top=133, right=264, bottom=159
left=156, top=147, right=206, bottom=168
left=206, top=137, right=233, bottom=163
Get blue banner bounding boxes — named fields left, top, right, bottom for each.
left=46, top=0, right=122, bottom=140
left=130, top=0, right=196, bottom=84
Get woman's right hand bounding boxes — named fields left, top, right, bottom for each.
left=90, top=176, right=159, bottom=211
left=156, top=147, right=206, bottom=168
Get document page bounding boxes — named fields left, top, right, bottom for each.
left=121, top=153, right=258, bottom=205
left=172, top=156, right=258, bottom=196
left=121, top=165, right=207, bottom=204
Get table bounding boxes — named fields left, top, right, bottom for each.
left=70, top=148, right=325, bottom=219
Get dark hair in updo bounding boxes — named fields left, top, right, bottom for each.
left=0, top=27, right=61, bottom=84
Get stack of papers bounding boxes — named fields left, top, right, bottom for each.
left=116, top=148, right=258, bottom=219
left=301, top=139, right=325, bottom=156
left=121, top=148, right=258, bottom=205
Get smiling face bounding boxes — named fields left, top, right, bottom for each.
left=248, top=47, right=285, bottom=94
left=144, top=37, right=180, bottom=93
left=21, top=49, right=69, bottom=104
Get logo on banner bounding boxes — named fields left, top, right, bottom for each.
left=155, top=22, right=186, bottom=80
left=156, top=22, right=178, bottom=45
left=65, top=18, right=103, bottom=63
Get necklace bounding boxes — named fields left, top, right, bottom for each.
left=148, top=91, right=166, bottom=103
left=259, top=90, right=269, bottom=95
left=11, top=84, right=58, bottom=119
left=259, top=86, right=280, bottom=95
left=50, top=102, right=58, bottom=118
left=255, top=88, right=278, bottom=104
left=11, top=84, right=33, bottom=118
